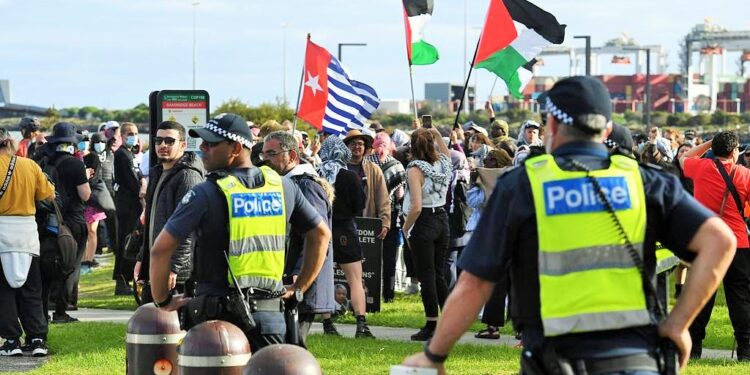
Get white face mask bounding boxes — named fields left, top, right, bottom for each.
left=55, top=143, right=75, bottom=154
left=94, top=143, right=106, bottom=153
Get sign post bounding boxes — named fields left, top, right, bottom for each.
left=333, top=217, right=383, bottom=313
left=149, top=90, right=210, bottom=167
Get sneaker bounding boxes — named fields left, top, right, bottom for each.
left=115, top=280, right=134, bottom=296
left=405, top=283, right=420, bottom=295
left=0, top=339, right=23, bottom=356
left=410, top=327, right=434, bottom=341
left=355, top=323, right=375, bottom=339
left=90, top=259, right=101, bottom=268
left=322, top=320, right=340, bottom=336
left=52, top=312, right=79, bottom=324
left=28, top=339, right=48, bottom=357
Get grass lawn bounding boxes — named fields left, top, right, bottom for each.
left=78, top=260, right=137, bottom=311
left=7, top=322, right=750, bottom=375
left=78, top=263, right=734, bottom=349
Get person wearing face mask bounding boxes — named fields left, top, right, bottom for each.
left=37, top=123, right=91, bottom=323
left=112, top=122, right=145, bottom=296
left=80, top=133, right=109, bottom=273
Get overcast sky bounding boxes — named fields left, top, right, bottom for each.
left=1, top=0, right=748, bottom=110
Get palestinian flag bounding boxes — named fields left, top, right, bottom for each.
left=403, top=0, right=439, bottom=65
left=474, top=0, right=566, bottom=98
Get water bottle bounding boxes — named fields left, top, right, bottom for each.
left=47, top=213, right=59, bottom=234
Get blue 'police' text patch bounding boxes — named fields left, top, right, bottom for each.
left=543, top=176, right=631, bottom=216
left=231, top=192, right=283, bottom=218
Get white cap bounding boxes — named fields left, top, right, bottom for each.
left=104, top=121, right=120, bottom=130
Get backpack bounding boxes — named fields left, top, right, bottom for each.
left=448, top=176, right=471, bottom=239
left=37, top=155, right=79, bottom=281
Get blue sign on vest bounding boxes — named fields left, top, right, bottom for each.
left=543, top=176, right=631, bottom=216
left=231, top=192, right=283, bottom=218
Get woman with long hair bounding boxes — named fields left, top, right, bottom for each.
left=317, top=136, right=373, bottom=338
left=402, top=127, right=452, bottom=341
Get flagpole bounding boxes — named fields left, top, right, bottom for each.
left=292, top=33, right=311, bottom=135
left=453, top=36, right=482, bottom=129
left=407, top=65, right=419, bottom=121
left=488, top=76, right=498, bottom=100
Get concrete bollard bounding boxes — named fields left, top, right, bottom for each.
left=243, top=344, right=322, bottom=375
left=178, top=320, right=251, bottom=375
left=126, top=303, right=185, bottom=375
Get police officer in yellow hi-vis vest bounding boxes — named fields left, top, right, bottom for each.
left=149, top=113, right=331, bottom=351
left=402, top=76, right=737, bottom=374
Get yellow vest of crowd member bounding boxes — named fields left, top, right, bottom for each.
left=215, top=166, right=287, bottom=291
left=526, top=154, right=651, bottom=337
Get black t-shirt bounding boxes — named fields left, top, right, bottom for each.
left=52, top=153, right=89, bottom=224
left=164, top=166, right=322, bottom=295
left=347, top=162, right=367, bottom=191
left=457, top=141, right=715, bottom=358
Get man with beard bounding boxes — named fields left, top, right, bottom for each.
left=134, top=121, right=204, bottom=303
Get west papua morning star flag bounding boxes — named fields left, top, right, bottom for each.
left=474, top=0, right=566, bottom=98
left=403, top=0, right=439, bottom=65
left=296, top=39, right=380, bottom=137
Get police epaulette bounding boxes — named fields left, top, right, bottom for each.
left=640, top=162, right=663, bottom=171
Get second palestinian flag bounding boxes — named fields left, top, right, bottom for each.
left=403, top=0, right=439, bottom=65
left=475, top=0, right=566, bottom=98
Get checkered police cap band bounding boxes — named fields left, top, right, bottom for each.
left=545, top=97, right=574, bottom=126
left=603, top=138, right=618, bottom=149
left=202, top=120, right=253, bottom=148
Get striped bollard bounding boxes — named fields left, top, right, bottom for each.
left=178, top=320, right=251, bottom=374
left=126, top=303, right=185, bottom=375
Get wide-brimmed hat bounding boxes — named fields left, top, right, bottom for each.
left=188, top=113, right=253, bottom=148
left=343, top=129, right=374, bottom=149
left=46, top=122, right=83, bottom=144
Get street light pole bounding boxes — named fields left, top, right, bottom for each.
left=574, top=35, right=591, bottom=76
left=192, top=1, right=199, bottom=90
left=337, top=43, right=367, bottom=62
left=281, top=22, right=288, bottom=104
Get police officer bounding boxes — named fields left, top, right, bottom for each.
left=401, top=76, right=737, bottom=374
left=149, top=113, right=331, bottom=351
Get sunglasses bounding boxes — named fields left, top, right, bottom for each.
left=154, top=136, right=180, bottom=146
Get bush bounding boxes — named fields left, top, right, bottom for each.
left=688, top=113, right=712, bottom=126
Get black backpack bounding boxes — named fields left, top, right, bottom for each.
left=448, top=176, right=472, bottom=239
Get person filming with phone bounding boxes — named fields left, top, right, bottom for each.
left=401, top=76, right=736, bottom=374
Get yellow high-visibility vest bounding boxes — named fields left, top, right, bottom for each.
left=215, top=166, right=287, bottom=291
left=525, top=154, right=651, bottom=337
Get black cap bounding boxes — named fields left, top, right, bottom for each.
left=189, top=113, right=253, bottom=148
left=546, top=76, right=612, bottom=131
left=605, top=123, right=634, bottom=154
left=19, top=117, right=40, bottom=131
left=46, top=122, right=83, bottom=144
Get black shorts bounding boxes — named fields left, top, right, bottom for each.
left=332, top=219, right=362, bottom=264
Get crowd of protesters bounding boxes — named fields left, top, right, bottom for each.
left=3, top=106, right=750, bottom=361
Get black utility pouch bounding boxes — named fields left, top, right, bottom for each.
left=225, top=293, right=257, bottom=332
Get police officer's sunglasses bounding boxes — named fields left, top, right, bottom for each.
left=154, top=136, right=180, bottom=146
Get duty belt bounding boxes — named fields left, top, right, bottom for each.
left=247, top=297, right=283, bottom=313
left=564, top=353, right=659, bottom=375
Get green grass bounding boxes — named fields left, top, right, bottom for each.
left=76, top=263, right=733, bottom=349
left=10, top=322, right=750, bottom=375
left=78, top=258, right=137, bottom=311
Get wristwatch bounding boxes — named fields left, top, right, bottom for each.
left=294, top=288, right=304, bottom=303
left=153, top=293, right=173, bottom=309
left=423, top=340, right=448, bottom=364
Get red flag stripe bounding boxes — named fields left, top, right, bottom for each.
left=296, top=39, right=331, bottom=130
left=475, top=0, right=518, bottom=64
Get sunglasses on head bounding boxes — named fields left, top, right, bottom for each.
left=154, top=136, right=180, bottom=146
